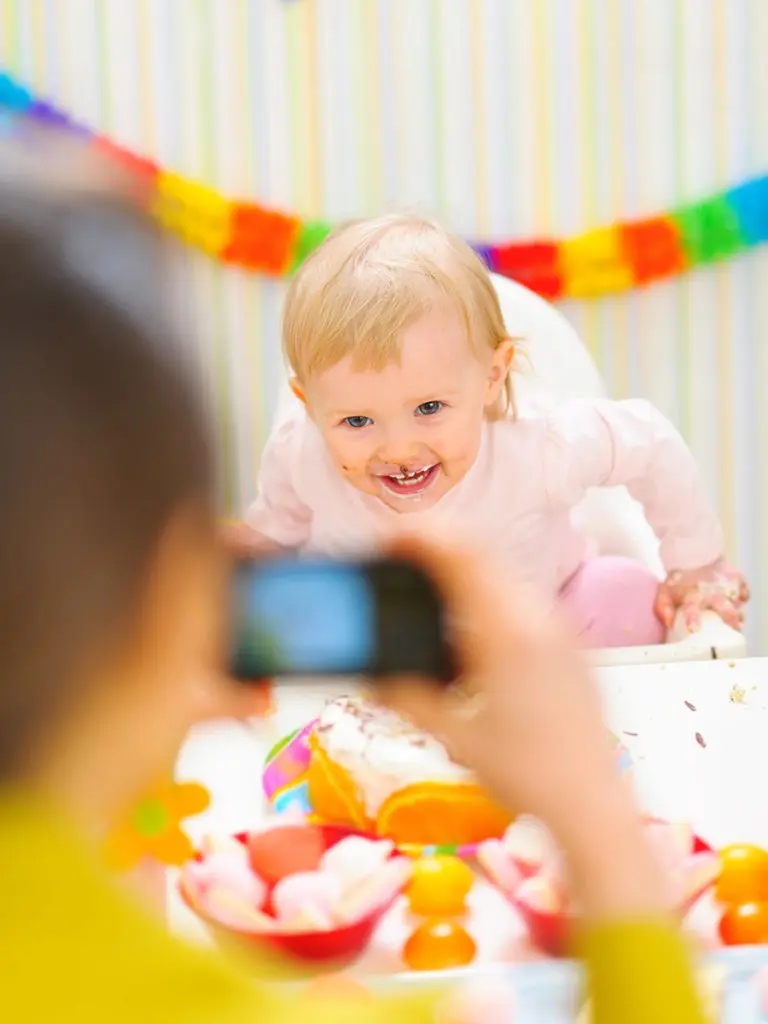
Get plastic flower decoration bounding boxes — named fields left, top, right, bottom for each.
left=104, top=779, right=210, bottom=870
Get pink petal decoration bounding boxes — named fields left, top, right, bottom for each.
left=201, top=886, right=278, bottom=933
left=515, top=874, right=568, bottom=916
left=320, top=836, right=394, bottom=883
left=334, top=856, right=413, bottom=924
left=501, top=817, right=556, bottom=877
left=181, top=851, right=267, bottom=910
left=477, top=838, right=525, bottom=893
left=272, top=870, right=342, bottom=925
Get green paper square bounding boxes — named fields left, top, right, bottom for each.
left=290, top=220, right=334, bottom=272
left=672, top=196, right=745, bottom=266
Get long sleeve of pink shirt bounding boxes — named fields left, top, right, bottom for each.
left=245, top=415, right=313, bottom=547
left=539, top=398, right=724, bottom=571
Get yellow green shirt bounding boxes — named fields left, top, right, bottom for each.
left=0, top=793, right=708, bottom=1023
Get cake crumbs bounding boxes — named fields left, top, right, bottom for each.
left=729, top=684, right=747, bottom=704
left=684, top=701, right=696, bottom=712
left=695, top=732, right=707, bottom=749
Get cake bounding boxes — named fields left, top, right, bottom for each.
left=307, top=696, right=513, bottom=847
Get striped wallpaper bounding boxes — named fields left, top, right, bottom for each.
left=1, top=0, right=767, bottom=649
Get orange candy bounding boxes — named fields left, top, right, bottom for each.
left=376, top=782, right=513, bottom=846
left=715, top=844, right=768, bottom=905
left=246, top=825, right=324, bottom=885
left=407, top=855, right=475, bottom=916
left=403, top=920, right=477, bottom=971
left=719, top=901, right=768, bottom=945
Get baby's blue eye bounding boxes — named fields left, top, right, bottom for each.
left=343, top=415, right=373, bottom=429
left=415, top=401, right=443, bottom=417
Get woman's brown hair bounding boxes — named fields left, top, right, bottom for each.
left=0, top=150, right=215, bottom=778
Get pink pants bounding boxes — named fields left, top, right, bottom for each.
left=557, top=556, right=666, bottom=648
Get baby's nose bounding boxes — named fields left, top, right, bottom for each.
left=377, top=440, right=421, bottom=468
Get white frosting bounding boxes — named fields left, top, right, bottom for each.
left=314, top=695, right=473, bottom=816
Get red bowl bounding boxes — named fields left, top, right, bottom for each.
left=484, top=828, right=715, bottom=958
left=179, top=825, right=403, bottom=969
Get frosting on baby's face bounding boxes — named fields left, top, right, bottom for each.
left=300, top=307, right=510, bottom=514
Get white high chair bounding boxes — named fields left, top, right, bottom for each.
left=488, top=273, right=746, bottom=664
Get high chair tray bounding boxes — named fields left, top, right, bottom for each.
left=591, top=611, right=747, bottom=667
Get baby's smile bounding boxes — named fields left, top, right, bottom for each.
left=375, top=463, right=441, bottom=501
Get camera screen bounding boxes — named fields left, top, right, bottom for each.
left=231, top=559, right=376, bottom=678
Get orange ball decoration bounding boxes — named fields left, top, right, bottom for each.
left=403, top=919, right=477, bottom=971
left=407, top=855, right=475, bottom=916
left=718, top=901, right=768, bottom=946
left=715, top=844, right=768, bottom=905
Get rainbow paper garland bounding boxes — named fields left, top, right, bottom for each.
left=2, top=70, right=768, bottom=299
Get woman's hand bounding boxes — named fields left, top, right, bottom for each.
left=378, top=534, right=668, bottom=920
left=220, top=520, right=282, bottom=557
left=378, top=534, right=613, bottom=832
left=655, top=557, right=749, bottom=633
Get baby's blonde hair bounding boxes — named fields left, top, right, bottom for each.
left=283, top=213, right=517, bottom=419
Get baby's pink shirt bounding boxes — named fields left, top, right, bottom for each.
left=245, top=395, right=724, bottom=599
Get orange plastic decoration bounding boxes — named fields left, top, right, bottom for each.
left=406, top=855, right=475, bottom=916
left=715, top=844, right=768, bottom=905
left=103, top=779, right=210, bottom=870
left=307, top=733, right=372, bottom=831
left=719, top=901, right=768, bottom=945
left=376, top=781, right=513, bottom=846
left=403, top=919, right=477, bottom=971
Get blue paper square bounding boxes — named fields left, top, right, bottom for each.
left=0, top=73, right=33, bottom=113
left=727, top=176, right=768, bottom=245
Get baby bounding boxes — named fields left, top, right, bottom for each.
left=242, top=214, right=748, bottom=647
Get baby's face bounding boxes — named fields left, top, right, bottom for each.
left=301, top=308, right=510, bottom=513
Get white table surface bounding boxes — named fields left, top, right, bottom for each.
left=170, top=657, right=768, bottom=970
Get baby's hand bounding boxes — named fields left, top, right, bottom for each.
left=655, top=558, right=749, bottom=633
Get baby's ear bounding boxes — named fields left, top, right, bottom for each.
left=289, top=377, right=307, bottom=404
left=487, top=339, right=515, bottom=392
